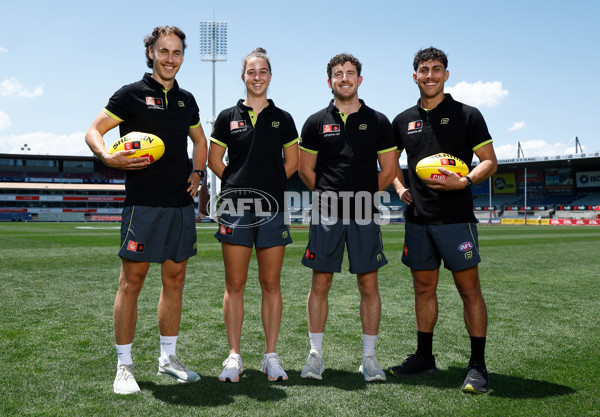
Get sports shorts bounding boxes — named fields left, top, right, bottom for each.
left=118, top=204, right=197, bottom=263
left=301, top=218, right=388, bottom=274
left=402, top=221, right=481, bottom=271
left=214, top=211, right=292, bottom=248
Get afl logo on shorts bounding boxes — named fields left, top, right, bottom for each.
left=220, top=224, right=233, bottom=236
left=305, top=249, right=316, bottom=261
left=458, top=242, right=473, bottom=252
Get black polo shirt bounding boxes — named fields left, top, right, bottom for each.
left=210, top=99, right=299, bottom=212
left=300, top=99, right=396, bottom=217
left=392, top=94, right=492, bottom=224
left=104, top=73, right=201, bottom=207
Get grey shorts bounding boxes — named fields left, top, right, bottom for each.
left=214, top=211, right=292, bottom=248
left=118, top=204, right=197, bottom=263
left=402, top=221, right=481, bottom=271
left=301, top=218, right=388, bottom=274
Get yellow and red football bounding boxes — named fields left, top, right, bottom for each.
left=416, top=153, right=469, bottom=183
left=109, top=131, right=165, bottom=164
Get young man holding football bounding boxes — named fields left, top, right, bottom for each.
left=389, top=47, right=497, bottom=393
left=298, top=53, right=397, bottom=382
left=85, top=26, right=207, bottom=394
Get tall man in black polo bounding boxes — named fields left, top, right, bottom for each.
left=298, top=53, right=397, bottom=382
left=388, top=47, right=498, bottom=394
left=85, top=26, right=207, bottom=395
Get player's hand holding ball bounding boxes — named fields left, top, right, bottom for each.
left=416, top=153, right=469, bottom=191
left=104, top=131, right=165, bottom=170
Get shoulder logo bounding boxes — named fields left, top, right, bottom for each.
left=359, top=124, right=367, bottom=130
left=272, top=121, right=280, bottom=128
left=407, top=120, right=422, bottom=131
left=440, top=117, right=449, bottom=124
left=178, top=101, right=185, bottom=107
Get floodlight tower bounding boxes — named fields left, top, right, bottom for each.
left=200, top=21, right=227, bottom=218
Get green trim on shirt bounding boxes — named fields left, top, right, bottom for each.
left=209, top=137, right=227, bottom=148
left=299, top=145, right=318, bottom=154
left=284, top=137, right=300, bottom=148
left=473, top=139, right=493, bottom=152
left=103, top=108, right=124, bottom=122
left=377, top=146, right=398, bottom=155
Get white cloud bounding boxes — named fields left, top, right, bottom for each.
left=0, top=46, right=7, bottom=53
left=0, top=132, right=91, bottom=156
left=508, top=121, right=526, bottom=132
left=0, top=111, right=11, bottom=130
left=0, top=77, right=44, bottom=98
left=446, top=81, right=508, bottom=108
left=494, top=139, right=585, bottom=160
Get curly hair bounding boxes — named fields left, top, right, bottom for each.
left=413, top=47, right=448, bottom=72
left=144, top=26, right=187, bottom=69
left=242, top=47, right=272, bottom=74
left=326, top=53, right=362, bottom=79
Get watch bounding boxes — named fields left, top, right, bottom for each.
left=192, top=169, right=205, bottom=180
left=464, top=176, right=473, bottom=189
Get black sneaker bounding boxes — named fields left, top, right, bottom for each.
left=461, top=363, right=489, bottom=394
left=388, top=352, right=438, bottom=377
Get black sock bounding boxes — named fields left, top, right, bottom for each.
left=416, top=331, right=433, bottom=358
left=469, top=336, right=486, bottom=367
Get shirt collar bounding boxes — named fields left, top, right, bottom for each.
left=143, top=73, right=180, bottom=92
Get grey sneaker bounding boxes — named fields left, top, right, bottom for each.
left=261, top=353, right=288, bottom=382
left=462, top=363, right=489, bottom=394
left=300, top=350, right=325, bottom=380
left=359, top=353, right=386, bottom=382
left=157, top=355, right=200, bottom=383
left=219, top=354, right=243, bottom=382
left=114, top=364, right=141, bottom=394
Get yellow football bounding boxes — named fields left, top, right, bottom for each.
left=416, top=153, right=469, bottom=183
left=109, top=131, right=165, bottom=164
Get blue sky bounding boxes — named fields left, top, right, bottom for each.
left=1, top=0, right=598, bottom=162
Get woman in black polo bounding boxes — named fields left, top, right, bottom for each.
left=208, top=48, right=299, bottom=383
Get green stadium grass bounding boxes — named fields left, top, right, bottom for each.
left=1, top=223, right=599, bottom=416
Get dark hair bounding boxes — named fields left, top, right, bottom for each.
left=242, top=47, right=271, bottom=74
left=144, top=26, right=187, bottom=69
left=413, top=47, right=448, bottom=72
left=327, top=53, right=362, bottom=79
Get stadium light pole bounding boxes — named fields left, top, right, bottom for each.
left=200, top=21, right=227, bottom=219
left=21, top=143, right=30, bottom=154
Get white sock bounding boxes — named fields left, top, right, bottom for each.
left=159, top=335, right=178, bottom=366
left=309, top=332, right=324, bottom=352
left=116, top=343, right=133, bottom=367
left=362, top=334, right=378, bottom=355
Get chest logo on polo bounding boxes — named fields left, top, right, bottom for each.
left=178, top=101, right=185, bottom=107
left=322, top=124, right=341, bottom=137
left=407, top=120, right=423, bottom=134
left=440, top=118, right=449, bottom=125
left=230, top=120, right=248, bottom=133
left=272, top=121, right=280, bottom=128
left=145, top=97, right=165, bottom=110
left=359, top=124, right=367, bottom=130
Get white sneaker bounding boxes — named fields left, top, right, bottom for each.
left=300, top=350, right=325, bottom=380
left=157, top=355, right=200, bottom=383
left=359, top=353, right=387, bottom=382
left=114, top=364, right=141, bottom=394
left=261, top=353, right=288, bottom=382
left=219, top=354, right=243, bottom=383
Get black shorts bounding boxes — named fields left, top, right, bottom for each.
left=118, top=204, right=197, bottom=263
left=301, top=218, right=387, bottom=274
left=402, top=221, right=481, bottom=271
left=214, top=211, right=292, bottom=248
